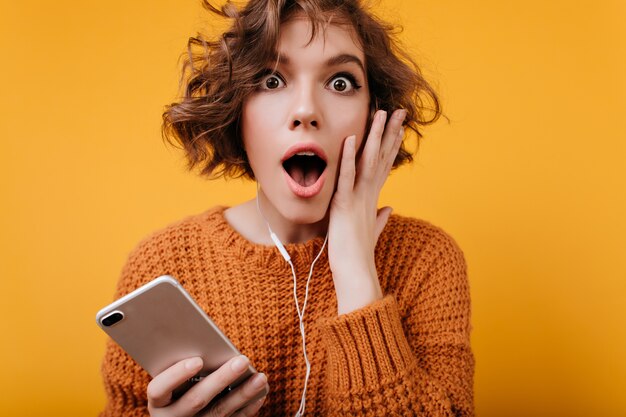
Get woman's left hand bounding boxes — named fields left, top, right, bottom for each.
left=328, top=108, right=406, bottom=315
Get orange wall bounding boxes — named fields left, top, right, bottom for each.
left=1, top=1, right=625, bottom=416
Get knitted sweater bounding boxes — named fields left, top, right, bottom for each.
left=100, top=206, right=474, bottom=416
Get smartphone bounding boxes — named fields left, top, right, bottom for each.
left=96, top=275, right=260, bottom=399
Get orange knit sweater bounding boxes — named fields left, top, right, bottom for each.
left=100, top=206, right=474, bottom=416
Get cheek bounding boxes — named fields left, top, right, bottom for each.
left=241, top=97, right=282, bottom=167
left=242, top=97, right=267, bottom=141
left=245, top=95, right=289, bottom=126
left=330, top=101, right=369, bottom=148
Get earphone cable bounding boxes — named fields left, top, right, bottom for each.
left=256, top=185, right=328, bottom=417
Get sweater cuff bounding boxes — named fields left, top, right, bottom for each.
left=319, top=295, right=417, bottom=391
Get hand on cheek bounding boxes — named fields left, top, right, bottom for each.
left=328, top=109, right=406, bottom=315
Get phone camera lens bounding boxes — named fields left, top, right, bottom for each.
left=101, top=311, right=124, bottom=327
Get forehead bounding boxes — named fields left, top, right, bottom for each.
left=277, top=16, right=365, bottom=64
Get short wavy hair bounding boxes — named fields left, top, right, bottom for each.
left=162, top=0, right=442, bottom=179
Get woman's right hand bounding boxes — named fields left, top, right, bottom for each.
left=147, top=355, right=269, bottom=417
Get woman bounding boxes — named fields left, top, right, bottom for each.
left=100, top=0, right=474, bottom=416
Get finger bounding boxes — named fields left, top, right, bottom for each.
left=377, top=109, right=406, bottom=176
left=209, top=373, right=268, bottom=417
left=375, top=206, right=393, bottom=242
left=378, top=127, right=405, bottom=189
left=147, top=357, right=204, bottom=408
left=172, top=355, right=251, bottom=416
left=232, top=396, right=266, bottom=417
left=336, top=135, right=357, bottom=197
left=358, top=110, right=386, bottom=180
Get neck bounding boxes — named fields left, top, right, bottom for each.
left=225, top=196, right=328, bottom=246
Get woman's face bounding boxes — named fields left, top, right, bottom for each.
left=241, top=17, right=370, bottom=226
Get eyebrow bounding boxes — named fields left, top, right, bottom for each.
left=326, top=54, right=366, bottom=73
left=274, top=53, right=366, bottom=73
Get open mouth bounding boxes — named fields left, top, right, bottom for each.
left=282, top=151, right=327, bottom=187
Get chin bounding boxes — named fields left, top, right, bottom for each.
left=279, top=198, right=330, bottom=226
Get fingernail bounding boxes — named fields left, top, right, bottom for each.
left=231, top=355, right=249, bottom=373
left=394, top=109, right=407, bottom=120
left=185, top=357, right=202, bottom=370
left=378, top=110, right=387, bottom=122
left=251, top=373, right=266, bottom=388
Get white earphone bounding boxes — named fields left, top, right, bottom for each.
left=256, top=183, right=327, bottom=417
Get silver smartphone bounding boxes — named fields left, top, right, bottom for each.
left=96, top=275, right=259, bottom=399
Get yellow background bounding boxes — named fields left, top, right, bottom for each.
left=1, top=0, right=624, bottom=416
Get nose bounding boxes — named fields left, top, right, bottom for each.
left=289, top=82, right=320, bottom=130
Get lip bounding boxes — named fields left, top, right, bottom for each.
left=281, top=142, right=328, bottom=164
left=281, top=142, right=328, bottom=199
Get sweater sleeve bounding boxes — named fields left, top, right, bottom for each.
left=318, top=233, right=474, bottom=416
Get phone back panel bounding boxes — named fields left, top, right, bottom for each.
left=96, top=276, right=241, bottom=378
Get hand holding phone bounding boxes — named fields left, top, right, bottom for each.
left=147, top=355, right=267, bottom=417
left=96, top=275, right=269, bottom=416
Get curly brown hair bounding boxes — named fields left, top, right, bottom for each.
left=162, top=0, right=442, bottom=179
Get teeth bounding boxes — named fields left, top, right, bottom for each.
left=295, top=151, right=315, bottom=156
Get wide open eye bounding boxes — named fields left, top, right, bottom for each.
left=259, top=74, right=285, bottom=90
left=327, top=73, right=361, bottom=94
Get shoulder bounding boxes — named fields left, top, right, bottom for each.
left=379, top=213, right=466, bottom=263
left=114, top=207, right=227, bottom=297
left=128, top=206, right=226, bottom=257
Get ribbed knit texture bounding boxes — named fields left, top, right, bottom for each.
left=100, top=206, right=474, bottom=416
